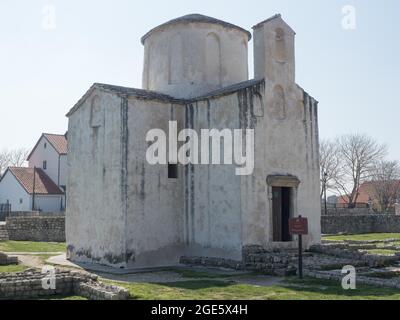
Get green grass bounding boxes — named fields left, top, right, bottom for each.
left=106, top=277, right=400, bottom=300
left=365, top=249, right=397, bottom=256
left=0, top=264, right=28, bottom=273
left=323, top=233, right=400, bottom=242
left=0, top=241, right=65, bottom=253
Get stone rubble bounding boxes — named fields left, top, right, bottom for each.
left=0, top=252, right=18, bottom=266
left=181, top=241, right=400, bottom=288
left=0, top=269, right=130, bottom=300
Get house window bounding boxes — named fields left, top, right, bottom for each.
left=43, top=161, right=47, bottom=170
left=168, top=164, right=178, bottom=179
left=44, top=143, right=47, bottom=149
left=19, top=199, right=23, bottom=204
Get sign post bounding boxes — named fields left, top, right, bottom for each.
left=289, top=215, right=308, bottom=279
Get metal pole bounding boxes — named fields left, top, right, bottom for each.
left=324, top=181, right=327, bottom=215
left=298, top=234, right=303, bottom=279
left=323, top=172, right=328, bottom=215
left=32, top=167, right=36, bottom=211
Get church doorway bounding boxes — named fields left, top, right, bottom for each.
left=272, top=186, right=292, bottom=242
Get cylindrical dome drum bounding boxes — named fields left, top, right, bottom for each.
left=141, top=14, right=251, bottom=99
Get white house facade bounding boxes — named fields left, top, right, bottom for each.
left=27, top=133, right=68, bottom=191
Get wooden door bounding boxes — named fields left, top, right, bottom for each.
left=272, top=187, right=282, bottom=241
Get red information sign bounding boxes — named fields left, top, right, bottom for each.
left=289, top=216, right=308, bottom=235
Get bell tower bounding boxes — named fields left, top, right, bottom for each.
left=253, top=14, right=296, bottom=86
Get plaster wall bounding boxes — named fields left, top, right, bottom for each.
left=183, top=96, right=243, bottom=260
left=124, top=98, right=186, bottom=267
left=59, top=155, right=67, bottom=187
left=29, top=136, right=60, bottom=186
left=35, top=195, right=63, bottom=212
left=66, top=90, right=128, bottom=267
left=0, top=170, right=31, bottom=212
left=142, top=22, right=249, bottom=99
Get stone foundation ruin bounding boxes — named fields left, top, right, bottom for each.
left=0, top=269, right=130, bottom=300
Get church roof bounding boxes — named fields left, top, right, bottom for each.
left=195, top=79, right=265, bottom=100
left=66, top=79, right=266, bottom=117
left=141, top=14, right=252, bottom=44
left=252, top=13, right=296, bottom=35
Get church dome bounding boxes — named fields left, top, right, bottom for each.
left=141, top=14, right=252, bottom=44
left=141, top=14, right=251, bottom=98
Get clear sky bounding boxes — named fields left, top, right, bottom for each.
left=0, top=0, right=399, bottom=159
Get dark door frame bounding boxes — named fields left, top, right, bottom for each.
left=267, top=174, right=300, bottom=243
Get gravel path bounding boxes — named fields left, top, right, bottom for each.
left=12, top=254, right=43, bottom=269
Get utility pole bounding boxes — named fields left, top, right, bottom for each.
left=32, top=166, right=36, bottom=211
left=323, top=172, right=328, bottom=215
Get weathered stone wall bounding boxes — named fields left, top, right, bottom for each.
left=0, top=269, right=130, bottom=300
left=321, top=214, right=400, bottom=235
left=0, top=252, right=18, bottom=265
left=6, top=212, right=65, bottom=242
left=322, top=208, right=374, bottom=215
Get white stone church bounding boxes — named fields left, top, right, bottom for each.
left=66, top=14, right=321, bottom=268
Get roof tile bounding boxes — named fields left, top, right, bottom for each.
left=8, top=167, right=64, bottom=195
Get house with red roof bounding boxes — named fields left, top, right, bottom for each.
left=27, top=133, right=68, bottom=192
left=337, top=180, right=400, bottom=211
left=0, top=133, right=67, bottom=212
left=0, top=167, right=64, bottom=212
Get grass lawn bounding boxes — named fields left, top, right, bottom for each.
left=0, top=264, right=28, bottom=273
left=106, top=277, right=400, bottom=300
left=323, top=233, right=400, bottom=242
left=365, top=249, right=397, bottom=256
left=0, top=241, right=65, bottom=253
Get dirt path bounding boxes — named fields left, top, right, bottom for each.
left=13, top=254, right=43, bottom=269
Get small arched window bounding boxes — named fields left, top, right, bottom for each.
left=252, top=92, right=264, bottom=117
left=271, top=85, right=286, bottom=120
left=90, top=95, right=103, bottom=128
left=274, top=28, right=287, bottom=63
left=205, top=32, right=222, bottom=86
left=169, top=34, right=184, bottom=84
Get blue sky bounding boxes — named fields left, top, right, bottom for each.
left=0, top=0, right=399, bottom=159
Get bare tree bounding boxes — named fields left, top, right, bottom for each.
left=0, top=148, right=30, bottom=175
left=334, top=134, right=387, bottom=207
left=8, top=148, right=30, bottom=167
left=370, top=160, right=400, bottom=212
left=319, top=139, right=341, bottom=198
left=0, top=151, right=10, bottom=175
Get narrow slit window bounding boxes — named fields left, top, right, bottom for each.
left=43, top=161, right=47, bottom=170
left=168, top=163, right=178, bottom=179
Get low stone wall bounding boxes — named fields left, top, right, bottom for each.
left=180, top=245, right=299, bottom=276
left=0, top=252, right=18, bottom=265
left=6, top=212, right=65, bottom=242
left=322, top=208, right=374, bottom=215
left=305, top=269, right=400, bottom=289
left=321, top=214, right=400, bottom=235
left=0, top=269, right=130, bottom=300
